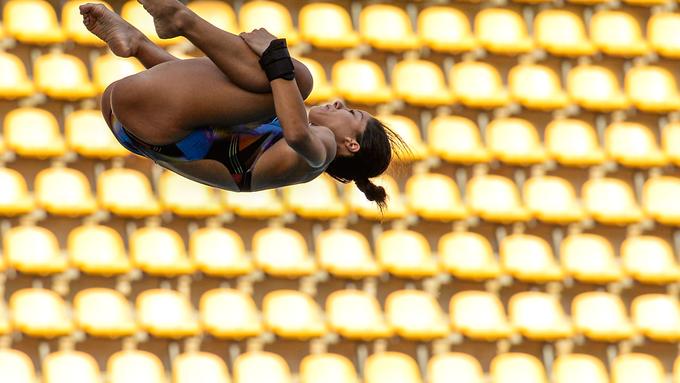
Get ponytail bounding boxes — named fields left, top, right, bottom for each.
left=355, top=178, right=387, bottom=211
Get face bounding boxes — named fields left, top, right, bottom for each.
left=308, top=100, right=369, bottom=157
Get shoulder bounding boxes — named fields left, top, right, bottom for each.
left=309, top=124, right=337, bottom=167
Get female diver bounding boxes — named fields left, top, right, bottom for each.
left=80, top=0, right=406, bottom=209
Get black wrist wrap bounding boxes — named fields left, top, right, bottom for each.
left=259, top=38, right=295, bottom=81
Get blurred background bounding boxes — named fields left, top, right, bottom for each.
left=1, top=0, right=680, bottom=381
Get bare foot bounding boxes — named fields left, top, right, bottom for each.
left=137, top=0, right=187, bottom=39
left=80, top=3, right=144, bottom=57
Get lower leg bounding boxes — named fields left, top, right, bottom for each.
left=81, top=3, right=177, bottom=69
left=138, top=0, right=310, bottom=95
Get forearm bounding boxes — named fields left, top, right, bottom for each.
left=271, top=79, right=310, bottom=140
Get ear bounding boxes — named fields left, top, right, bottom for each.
left=344, top=137, right=360, bottom=153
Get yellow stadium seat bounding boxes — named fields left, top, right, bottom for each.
left=427, top=115, right=491, bottom=164
left=450, top=291, right=513, bottom=340
left=233, top=351, right=291, bottom=383
left=108, top=350, right=165, bottom=383
left=345, top=175, right=409, bottom=220
left=62, top=0, right=110, bottom=45
left=43, top=351, right=99, bottom=383
left=428, top=353, right=483, bottom=383
left=486, top=118, right=547, bottom=165
left=326, top=289, right=391, bottom=340
left=35, top=167, right=98, bottom=216
left=475, top=8, right=533, bottom=55
left=130, top=226, right=194, bottom=276
left=612, top=354, right=664, bottom=383
left=376, top=229, right=439, bottom=278
left=561, top=233, right=623, bottom=284
left=98, top=168, right=161, bottom=217
left=524, top=176, right=586, bottom=223
left=365, top=352, right=422, bottom=383
left=34, top=53, right=97, bottom=100
left=263, top=290, right=326, bottom=339
left=66, top=109, right=129, bottom=158
left=385, top=290, right=448, bottom=340
left=0, top=51, right=34, bottom=99
left=5, top=225, right=67, bottom=274
left=605, top=122, right=667, bottom=167
left=632, top=294, right=680, bottom=341
left=622, top=235, right=680, bottom=283
left=252, top=227, right=315, bottom=277
left=534, top=9, right=596, bottom=57
left=438, top=231, right=500, bottom=280
left=663, top=122, right=680, bottom=166
left=572, top=292, right=635, bottom=341
left=500, top=234, right=563, bottom=283
left=220, top=189, right=285, bottom=218
left=187, top=1, right=238, bottom=33
left=121, top=0, right=183, bottom=46
left=0, top=167, right=34, bottom=216
left=4, top=107, right=66, bottom=158
left=282, top=174, right=347, bottom=219
left=545, top=119, right=607, bottom=166
left=626, top=65, right=680, bottom=113
left=68, top=224, right=130, bottom=275
left=239, top=0, right=299, bottom=45
left=649, top=13, right=680, bottom=58
left=136, top=289, right=200, bottom=338
left=316, top=228, right=380, bottom=278
left=332, top=58, right=393, bottom=104
left=10, top=288, right=72, bottom=337
left=449, top=61, right=510, bottom=109
left=491, top=353, right=547, bottom=383
left=508, top=64, right=569, bottom=110
left=200, top=288, right=262, bottom=339
left=359, top=4, right=419, bottom=51
left=159, top=170, right=222, bottom=216
left=466, top=174, right=531, bottom=223
left=582, top=178, right=644, bottom=225
left=405, top=173, right=467, bottom=221
left=190, top=227, right=253, bottom=277
left=643, top=176, right=680, bottom=225
left=298, top=3, right=360, bottom=49
left=391, top=60, right=455, bottom=107
left=418, top=6, right=477, bottom=53
left=174, top=352, right=230, bottom=383
left=0, top=349, right=35, bottom=383
left=625, top=0, right=669, bottom=4
left=3, top=0, right=65, bottom=44
left=300, top=354, right=358, bottom=383
left=509, top=291, right=572, bottom=340
left=591, top=11, right=650, bottom=57
left=553, top=354, right=608, bottom=383
left=73, top=288, right=136, bottom=337
left=93, top=52, right=145, bottom=94
left=567, top=65, right=630, bottom=112
left=295, top=57, right=335, bottom=104
left=375, top=114, right=428, bottom=161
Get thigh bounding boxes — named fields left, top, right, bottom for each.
left=111, top=57, right=278, bottom=145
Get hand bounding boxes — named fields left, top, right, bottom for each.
left=239, top=28, right=279, bottom=56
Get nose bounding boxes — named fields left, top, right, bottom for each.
left=333, top=100, right=345, bottom=109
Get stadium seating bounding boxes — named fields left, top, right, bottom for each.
left=364, top=352, right=422, bottom=383
left=73, top=288, right=137, bottom=337
left=428, top=353, right=484, bottom=383
left=376, top=114, right=429, bottom=161
left=553, top=354, right=609, bottom=383
left=508, top=64, right=569, bottom=110
left=68, top=224, right=131, bottom=275
left=93, top=52, right=145, bottom=94
left=263, top=290, right=326, bottom=339
left=621, top=235, right=680, bottom=283
left=631, top=294, right=680, bottom=341
left=0, top=51, right=34, bottom=99
left=159, top=170, right=223, bottom=216
left=500, top=234, right=563, bottom=283
left=239, top=0, right=299, bottom=45
left=33, top=53, right=97, bottom=100
left=332, top=58, right=393, bottom=104
left=605, top=121, right=667, bottom=168
left=405, top=172, right=467, bottom=221
left=300, top=353, right=359, bottom=383
left=359, top=4, right=419, bottom=51
left=582, top=177, right=644, bottom=225
left=545, top=119, right=607, bottom=166
left=662, top=122, right=680, bottom=166
left=43, top=350, right=100, bottom=383
left=3, top=0, right=65, bottom=44
left=65, top=109, right=129, bottom=158
left=523, top=176, right=586, bottom=223
left=187, top=0, right=238, bottom=34
left=130, top=226, right=194, bottom=276
left=282, top=173, right=347, bottom=219
left=648, top=12, right=680, bottom=58
left=438, top=231, right=501, bottom=280
left=385, top=289, right=449, bottom=340
left=427, top=116, right=491, bottom=163
left=121, top=0, right=183, bottom=45
left=417, top=6, right=477, bottom=53
left=567, top=65, right=630, bottom=111
left=298, top=3, right=360, bottom=49
left=295, top=56, right=335, bottom=104
left=466, top=174, right=531, bottom=222
left=486, top=117, right=547, bottom=165
left=4, top=107, right=66, bottom=158
left=108, top=350, right=166, bottom=383
left=572, top=292, right=636, bottom=341
left=642, top=176, right=680, bottom=225
left=391, top=60, right=455, bottom=107
left=625, top=65, right=680, bottom=113
left=62, top=0, right=111, bottom=45
left=491, top=353, right=548, bottom=383
left=190, top=226, right=253, bottom=277
left=5, top=225, right=67, bottom=274
left=233, top=351, right=291, bottom=383
left=173, top=352, right=231, bottom=383
left=475, top=8, right=533, bottom=55
left=449, top=62, right=510, bottom=109
left=611, top=353, right=665, bottom=383
left=534, top=9, right=596, bottom=56
left=35, top=167, right=98, bottom=216
left=326, top=289, right=392, bottom=340
left=590, top=11, right=650, bottom=57
left=509, top=291, right=573, bottom=340
left=252, top=226, right=316, bottom=277
left=560, top=233, right=624, bottom=284
left=376, top=228, right=439, bottom=278
left=0, top=349, right=35, bottom=383
left=136, top=289, right=200, bottom=338
left=315, top=228, right=381, bottom=278
left=200, top=288, right=263, bottom=339
left=98, top=168, right=162, bottom=217
left=9, top=288, right=73, bottom=337
left=450, top=291, right=513, bottom=340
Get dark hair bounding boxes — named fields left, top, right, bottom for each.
left=325, top=116, right=410, bottom=211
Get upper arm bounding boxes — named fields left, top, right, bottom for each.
left=286, top=126, right=336, bottom=169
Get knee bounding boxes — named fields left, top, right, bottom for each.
left=293, top=59, right=313, bottom=101
left=101, top=82, right=116, bottom=127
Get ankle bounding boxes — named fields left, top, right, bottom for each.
left=174, top=7, right=197, bottom=35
